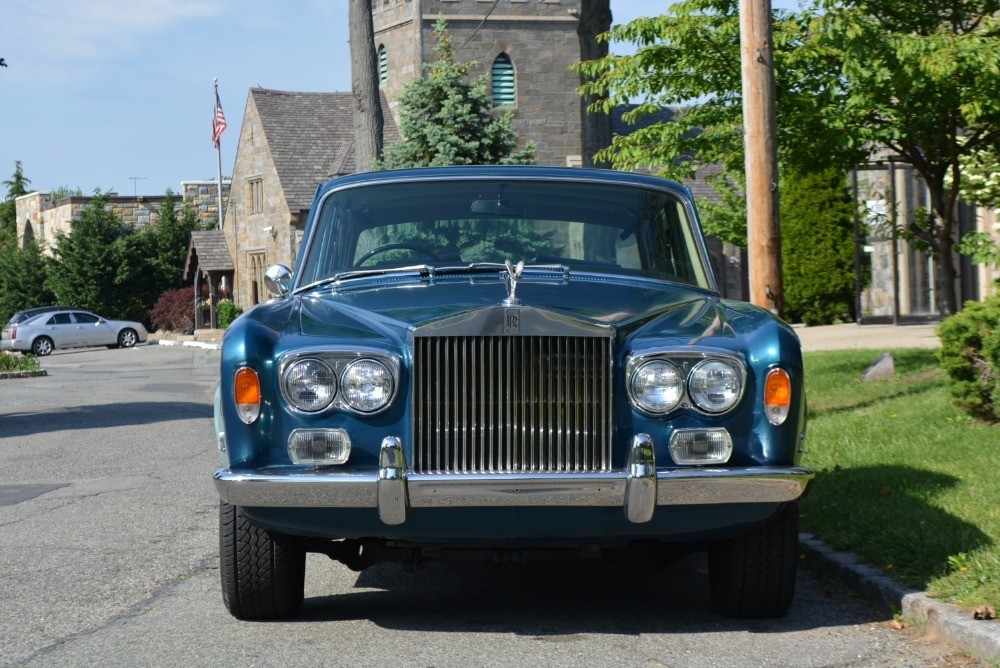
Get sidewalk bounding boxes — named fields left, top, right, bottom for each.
left=795, top=323, right=940, bottom=352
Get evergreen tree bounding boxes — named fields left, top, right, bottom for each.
left=0, top=233, right=55, bottom=324
left=46, top=194, right=133, bottom=319
left=780, top=167, right=856, bottom=325
left=2, top=160, right=32, bottom=200
left=380, top=19, right=534, bottom=168
left=145, top=190, right=200, bottom=292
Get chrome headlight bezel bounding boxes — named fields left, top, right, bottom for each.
left=626, top=349, right=746, bottom=417
left=340, top=358, right=395, bottom=414
left=628, top=359, right=685, bottom=416
left=687, top=358, right=744, bottom=414
left=280, top=358, right=338, bottom=413
left=278, top=347, right=400, bottom=416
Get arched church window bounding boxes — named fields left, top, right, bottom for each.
left=491, top=53, right=515, bottom=107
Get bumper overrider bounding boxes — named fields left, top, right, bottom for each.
left=215, top=435, right=812, bottom=526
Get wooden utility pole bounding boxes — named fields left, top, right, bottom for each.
left=739, top=0, right=782, bottom=314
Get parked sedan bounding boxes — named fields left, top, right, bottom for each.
left=0, top=309, right=148, bottom=356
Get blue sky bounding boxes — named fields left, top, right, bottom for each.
left=0, top=0, right=798, bottom=197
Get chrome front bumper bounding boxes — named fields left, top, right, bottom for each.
left=214, top=435, right=813, bottom=526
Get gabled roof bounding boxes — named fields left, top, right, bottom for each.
left=250, top=89, right=400, bottom=213
left=185, top=229, right=234, bottom=280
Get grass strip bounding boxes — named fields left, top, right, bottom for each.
left=801, top=348, right=998, bottom=608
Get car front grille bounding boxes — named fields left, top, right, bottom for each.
left=412, top=335, right=613, bottom=473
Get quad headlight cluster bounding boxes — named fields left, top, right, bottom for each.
left=627, top=353, right=745, bottom=416
left=280, top=352, right=397, bottom=415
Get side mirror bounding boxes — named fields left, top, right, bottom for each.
left=264, top=264, right=292, bottom=297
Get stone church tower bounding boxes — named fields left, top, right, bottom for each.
left=373, top=0, right=584, bottom=167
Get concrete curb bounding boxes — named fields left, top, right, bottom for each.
left=0, top=369, right=48, bottom=380
left=800, top=532, right=999, bottom=662
left=149, top=339, right=220, bottom=350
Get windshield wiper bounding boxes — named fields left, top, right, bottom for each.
left=433, top=262, right=570, bottom=278
left=294, top=262, right=571, bottom=295
left=295, top=264, right=434, bottom=294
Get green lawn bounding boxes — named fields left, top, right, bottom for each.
left=801, top=348, right=999, bottom=608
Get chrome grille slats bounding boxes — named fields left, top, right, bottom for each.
left=413, top=335, right=612, bottom=473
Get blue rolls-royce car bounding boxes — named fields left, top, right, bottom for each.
left=213, top=166, right=811, bottom=620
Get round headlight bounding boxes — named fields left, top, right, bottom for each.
left=630, top=360, right=685, bottom=414
left=688, top=360, right=742, bottom=413
left=341, top=359, right=394, bottom=413
left=282, top=359, right=337, bottom=412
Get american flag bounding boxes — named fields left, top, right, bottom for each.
left=213, top=91, right=227, bottom=147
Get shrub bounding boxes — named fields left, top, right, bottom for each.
left=780, top=167, right=856, bottom=325
left=216, top=300, right=243, bottom=329
left=151, top=287, right=195, bottom=334
left=938, top=293, right=1000, bottom=422
left=0, top=351, right=39, bottom=373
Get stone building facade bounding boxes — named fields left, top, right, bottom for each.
left=374, top=0, right=584, bottom=167
left=14, top=183, right=230, bottom=254
left=222, top=88, right=401, bottom=308
left=182, top=180, right=232, bottom=229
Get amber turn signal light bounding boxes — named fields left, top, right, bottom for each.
left=234, top=367, right=261, bottom=424
left=764, top=368, right=791, bottom=426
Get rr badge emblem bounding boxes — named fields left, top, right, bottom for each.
left=504, top=308, right=520, bottom=334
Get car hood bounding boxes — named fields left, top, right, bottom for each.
left=295, top=274, right=759, bottom=350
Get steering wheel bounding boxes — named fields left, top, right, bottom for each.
left=355, top=242, right=441, bottom=266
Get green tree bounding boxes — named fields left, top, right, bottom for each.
left=1, top=161, right=33, bottom=240
left=380, top=19, right=535, bottom=168
left=579, top=0, right=1000, bottom=315
left=145, top=190, right=200, bottom=292
left=2, top=160, right=32, bottom=200
left=780, top=167, right=856, bottom=325
left=0, top=233, right=55, bottom=324
left=809, top=0, right=1000, bottom=315
left=576, top=1, right=855, bottom=244
left=45, top=194, right=142, bottom=320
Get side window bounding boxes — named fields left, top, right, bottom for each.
left=73, top=312, right=100, bottom=324
left=48, top=313, right=72, bottom=325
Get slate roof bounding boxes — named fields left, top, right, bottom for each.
left=251, top=89, right=400, bottom=213
left=611, top=104, right=725, bottom=205
left=185, top=229, right=234, bottom=280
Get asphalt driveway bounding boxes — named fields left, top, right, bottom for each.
left=0, top=345, right=967, bottom=667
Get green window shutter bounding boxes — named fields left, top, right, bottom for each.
left=379, top=46, right=388, bottom=86
left=491, top=53, right=515, bottom=106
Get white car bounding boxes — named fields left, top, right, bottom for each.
left=0, top=309, right=148, bottom=356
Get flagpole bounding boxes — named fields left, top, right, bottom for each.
left=214, top=78, right=224, bottom=230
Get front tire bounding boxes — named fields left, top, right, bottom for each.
left=708, top=503, right=799, bottom=618
left=219, top=501, right=305, bottom=620
left=118, top=329, right=138, bottom=348
left=32, top=336, right=53, bottom=356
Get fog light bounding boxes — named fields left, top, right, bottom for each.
left=288, top=429, right=352, bottom=466
left=669, top=428, right=733, bottom=465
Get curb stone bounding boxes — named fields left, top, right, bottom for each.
left=800, top=532, right=1000, bottom=662
left=0, top=369, right=48, bottom=380
left=149, top=339, right=220, bottom=351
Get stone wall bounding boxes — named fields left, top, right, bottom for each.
left=181, top=180, right=232, bottom=228
left=15, top=192, right=164, bottom=254
left=374, top=0, right=583, bottom=166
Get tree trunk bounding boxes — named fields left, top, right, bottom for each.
left=577, top=0, right=612, bottom=168
left=350, top=0, right=383, bottom=172
left=931, top=210, right=959, bottom=316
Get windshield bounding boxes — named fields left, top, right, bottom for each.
left=297, top=179, right=711, bottom=290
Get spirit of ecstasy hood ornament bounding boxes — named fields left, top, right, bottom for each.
left=502, top=259, right=525, bottom=306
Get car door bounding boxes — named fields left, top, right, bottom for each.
left=71, top=312, right=110, bottom=346
left=41, top=313, right=78, bottom=348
